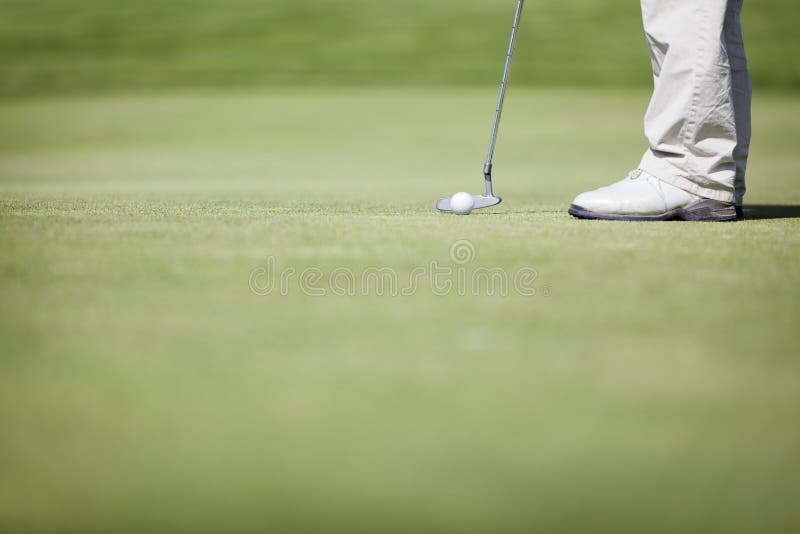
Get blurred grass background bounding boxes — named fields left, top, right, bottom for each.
left=0, top=0, right=798, bottom=96
left=2, top=1, right=800, bottom=533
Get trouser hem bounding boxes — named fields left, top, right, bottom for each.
left=639, top=155, right=736, bottom=204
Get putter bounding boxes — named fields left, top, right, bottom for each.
left=437, top=0, right=525, bottom=212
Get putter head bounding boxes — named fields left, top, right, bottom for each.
left=436, top=195, right=503, bottom=212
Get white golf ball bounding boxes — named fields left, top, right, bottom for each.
left=450, top=192, right=475, bottom=215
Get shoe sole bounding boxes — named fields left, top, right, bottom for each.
left=568, top=199, right=743, bottom=222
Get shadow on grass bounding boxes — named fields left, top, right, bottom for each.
left=744, top=205, right=800, bottom=220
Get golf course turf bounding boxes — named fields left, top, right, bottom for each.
left=1, top=88, right=799, bottom=532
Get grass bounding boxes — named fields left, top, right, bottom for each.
left=1, top=87, right=799, bottom=532
left=1, top=0, right=799, bottom=96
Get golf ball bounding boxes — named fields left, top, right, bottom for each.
left=450, top=192, right=475, bottom=215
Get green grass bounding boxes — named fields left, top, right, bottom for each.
left=1, top=0, right=799, bottom=96
left=1, top=88, right=799, bottom=532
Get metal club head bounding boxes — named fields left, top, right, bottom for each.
left=437, top=167, right=503, bottom=212
left=436, top=194, right=502, bottom=212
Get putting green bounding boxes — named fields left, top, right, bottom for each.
left=1, top=89, right=799, bottom=532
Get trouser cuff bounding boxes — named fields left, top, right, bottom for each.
left=639, top=153, right=736, bottom=204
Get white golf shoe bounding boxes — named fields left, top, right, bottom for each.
left=568, top=170, right=741, bottom=221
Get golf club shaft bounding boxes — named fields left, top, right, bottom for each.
left=484, top=0, right=524, bottom=196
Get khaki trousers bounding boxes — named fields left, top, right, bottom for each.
left=638, top=0, right=752, bottom=204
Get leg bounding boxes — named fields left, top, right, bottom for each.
left=638, top=0, right=741, bottom=203
left=567, top=0, right=749, bottom=221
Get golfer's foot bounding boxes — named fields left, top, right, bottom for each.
left=568, top=170, right=741, bottom=221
